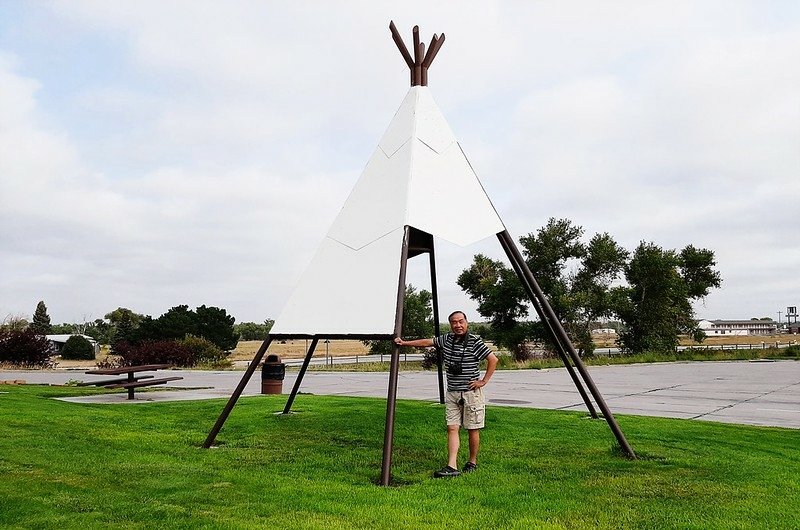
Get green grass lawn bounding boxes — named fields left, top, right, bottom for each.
left=1, top=384, right=798, bottom=529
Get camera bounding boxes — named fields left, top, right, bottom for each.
left=447, top=363, right=462, bottom=376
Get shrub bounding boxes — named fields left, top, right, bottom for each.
left=179, top=335, right=230, bottom=368
left=421, top=347, right=439, bottom=370
left=0, top=329, right=53, bottom=368
left=782, top=344, right=800, bottom=357
left=115, top=340, right=196, bottom=368
left=60, top=335, right=95, bottom=360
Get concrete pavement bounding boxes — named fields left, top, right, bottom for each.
left=2, top=360, right=799, bottom=429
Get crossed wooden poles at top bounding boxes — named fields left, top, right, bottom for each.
left=390, top=21, right=446, bottom=86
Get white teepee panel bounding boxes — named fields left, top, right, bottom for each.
left=407, top=140, right=504, bottom=245
left=327, top=143, right=411, bottom=250
left=270, top=85, right=505, bottom=335
left=270, top=228, right=404, bottom=335
left=412, top=88, right=458, bottom=154
left=378, top=89, right=417, bottom=157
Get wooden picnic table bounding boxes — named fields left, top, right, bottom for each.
left=83, top=364, right=183, bottom=400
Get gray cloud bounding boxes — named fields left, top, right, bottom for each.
left=1, top=2, right=798, bottom=324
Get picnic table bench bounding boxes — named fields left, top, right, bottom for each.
left=83, top=364, right=183, bottom=400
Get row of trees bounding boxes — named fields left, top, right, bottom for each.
left=8, top=219, right=720, bottom=364
left=369, top=219, right=721, bottom=359
left=7, top=303, right=277, bottom=350
left=2, top=303, right=258, bottom=368
left=458, top=218, right=722, bottom=359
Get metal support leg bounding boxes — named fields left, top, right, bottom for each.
left=381, top=343, right=402, bottom=486
left=203, top=335, right=274, bottom=448
left=380, top=225, right=411, bottom=486
left=497, top=231, right=635, bottom=458
left=497, top=234, right=598, bottom=418
left=283, top=338, right=319, bottom=414
left=428, top=244, right=444, bottom=404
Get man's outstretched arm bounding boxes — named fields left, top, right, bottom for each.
left=394, top=337, right=434, bottom=348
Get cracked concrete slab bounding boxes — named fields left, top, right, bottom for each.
left=3, top=360, right=798, bottom=429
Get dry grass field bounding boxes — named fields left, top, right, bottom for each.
left=229, top=339, right=371, bottom=361
left=683, top=334, right=797, bottom=346
left=232, top=333, right=798, bottom=361
left=48, top=333, right=798, bottom=369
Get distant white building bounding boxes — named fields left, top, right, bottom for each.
left=45, top=334, right=100, bottom=355
left=697, top=319, right=777, bottom=336
left=592, top=328, right=617, bottom=335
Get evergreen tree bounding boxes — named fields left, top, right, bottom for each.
left=31, top=301, right=52, bottom=335
left=115, top=311, right=136, bottom=344
left=195, top=305, right=239, bottom=351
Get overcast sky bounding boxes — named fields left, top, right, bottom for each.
left=1, top=1, right=798, bottom=326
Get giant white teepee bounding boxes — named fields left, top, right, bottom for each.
left=204, top=23, right=635, bottom=486
left=270, top=86, right=504, bottom=335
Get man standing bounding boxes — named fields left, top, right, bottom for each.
left=395, top=310, right=498, bottom=477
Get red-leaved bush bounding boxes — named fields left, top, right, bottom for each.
left=0, top=329, right=54, bottom=368
left=113, top=340, right=196, bottom=367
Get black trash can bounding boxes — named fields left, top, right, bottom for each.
left=261, top=354, right=285, bottom=394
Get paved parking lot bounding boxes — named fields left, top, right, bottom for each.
left=3, top=360, right=799, bottom=429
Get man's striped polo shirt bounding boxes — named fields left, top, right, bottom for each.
left=434, top=332, right=492, bottom=392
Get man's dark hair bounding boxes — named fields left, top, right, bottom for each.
left=447, top=310, right=467, bottom=322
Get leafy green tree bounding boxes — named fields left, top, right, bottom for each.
left=614, top=242, right=721, bottom=354
left=31, top=301, right=52, bottom=335
left=1, top=316, right=29, bottom=333
left=195, top=305, right=239, bottom=351
left=457, top=254, right=530, bottom=360
left=104, top=307, right=144, bottom=344
left=134, top=306, right=192, bottom=345
left=114, top=311, right=136, bottom=345
left=459, top=219, right=628, bottom=358
left=564, top=232, right=629, bottom=355
left=234, top=320, right=274, bottom=341
left=131, top=305, right=239, bottom=352
left=519, top=218, right=586, bottom=320
left=51, top=323, right=79, bottom=334
left=61, top=335, right=95, bottom=360
left=82, top=319, right=113, bottom=345
left=105, top=307, right=144, bottom=327
left=142, top=305, right=197, bottom=341
left=364, top=285, right=433, bottom=356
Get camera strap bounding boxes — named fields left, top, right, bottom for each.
left=452, top=334, right=468, bottom=364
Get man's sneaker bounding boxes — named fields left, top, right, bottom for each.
left=433, top=465, right=461, bottom=478
left=462, top=461, right=478, bottom=473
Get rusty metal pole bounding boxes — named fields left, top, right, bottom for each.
left=380, top=226, right=411, bottom=486
left=204, top=335, right=274, bottom=448
left=390, top=22, right=445, bottom=88
left=283, top=338, right=319, bottom=414
left=412, top=26, right=421, bottom=86
left=497, top=231, right=635, bottom=458
left=428, top=242, right=445, bottom=404
left=497, top=234, right=598, bottom=418
left=429, top=252, right=444, bottom=405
